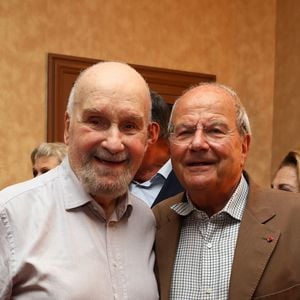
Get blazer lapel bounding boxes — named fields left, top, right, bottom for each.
left=229, top=198, right=280, bottom=299
left=154, top=194, right=184, bottom=300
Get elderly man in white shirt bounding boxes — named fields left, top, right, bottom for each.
left=0, top=62, right=159, bottom=300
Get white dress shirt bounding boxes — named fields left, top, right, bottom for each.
left=0, top=158, right=158, bottom=300
left=130, top=159, right=172, bottom=207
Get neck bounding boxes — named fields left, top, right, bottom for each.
left=93, top=193, right=125, bottom=219
left=190, top=193, right=228, bottom=217
left=189, top=181, right=240, bottom=217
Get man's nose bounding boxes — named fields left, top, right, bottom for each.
left=188, top=128, right=209, bottom=150
left=101, top=127, right=125, bottom=153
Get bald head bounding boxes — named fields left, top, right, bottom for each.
left=170, top=83, right=251, bottom=137
left=67, top=61, right=151, bottom=120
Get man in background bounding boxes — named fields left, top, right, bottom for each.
left=0, top=62, right=158, bottom=299
left=130, top=90, right=183, bottom=207
left=154, top=82, right=300, bottom=299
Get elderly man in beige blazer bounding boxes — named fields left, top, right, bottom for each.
left=153, top=83, right=300, bottom=300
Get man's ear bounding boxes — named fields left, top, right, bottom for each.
left=64, top=112, right=70, bottom=145
left=148, top=122, right=160, bottom=144
left=240, top=134, right=251, bottom=167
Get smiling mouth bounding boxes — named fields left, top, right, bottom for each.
left=187, top=161, right=214, bottom=167
left=94, top=156, right=127, bottom=166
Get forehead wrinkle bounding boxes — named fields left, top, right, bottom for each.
left=81, top=105, right=145, bottom=123
left=175, top=111, right=229, bottom=126
left=175, top=84, right=236, bottom=112
left=173, top=87, right=237, bottom=128
left=80, top=87, right=146, bottom=108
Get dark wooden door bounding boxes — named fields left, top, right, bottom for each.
left=47, top=53, right=216, bottom=142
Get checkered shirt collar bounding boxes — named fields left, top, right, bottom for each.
left=171, top=174, right=249, bottom=221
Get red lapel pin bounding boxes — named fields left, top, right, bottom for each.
left=266, top=236, right=274, bottom=242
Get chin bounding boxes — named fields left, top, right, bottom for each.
left=97, top=188, right=127, bottom=198
left=185, top=177, right=212, bottom=189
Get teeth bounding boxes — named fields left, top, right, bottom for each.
left=95, top=157, right=124, bottom=163
left=189, top=162, right=209, bottom=166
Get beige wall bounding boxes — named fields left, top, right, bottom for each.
left=0, top=0, right=277, bottom=188
left=272, top=0, right=300, bottom=176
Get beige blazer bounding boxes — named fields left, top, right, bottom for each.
left=153, top=173, right=300, bottom=299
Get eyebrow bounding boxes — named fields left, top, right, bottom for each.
left=81, top=108, right=104, bottom=115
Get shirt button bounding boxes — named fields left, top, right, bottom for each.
left=109, top=221, right=116, bottom=227
left=206, top=287, right=213, bottom=294
left=207, top=242, right=212, bottom=248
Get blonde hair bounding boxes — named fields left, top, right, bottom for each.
left=31, top=142, right=67, bottom=164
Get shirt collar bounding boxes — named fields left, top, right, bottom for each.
left=172, top=174, right=249, bottom=221
left=131, top=159, right=172, bottom=187
left=60, top=158, right=92, bottom=210
left=60, top=157, right=132, bottom=220
left=157, top=159, right=172, bottom=179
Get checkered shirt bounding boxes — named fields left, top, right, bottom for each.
left=170, top=175, right=249, bottom=300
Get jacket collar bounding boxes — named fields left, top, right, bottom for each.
left=154, top=172, right=280, bottom=300
left=229, top=172, right=280, bottom=299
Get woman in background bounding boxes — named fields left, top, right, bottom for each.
left=31, top=142, right=67, bottom=177
left=271, top=148, right=300, bottom=193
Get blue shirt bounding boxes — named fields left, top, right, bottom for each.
left=130, top=159, right=172, bottom=206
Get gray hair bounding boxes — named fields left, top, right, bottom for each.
left=169, top=82, right=251, bottom=137
left=31, top=142, right=67, bottom=164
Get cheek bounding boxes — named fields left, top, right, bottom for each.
left=127, top=138, right=149, bottom=171
left=221, top=140, right=246, bottom=167
left=69, top=127, right=101, bottom=151
left=211, top=139, right=239, bottom=159
left=130, top=137, right=148, bottom=158
left=170, top=144, right=185, bottom=164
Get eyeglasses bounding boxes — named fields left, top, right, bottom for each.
left=168, top=123, right=234, bottom=145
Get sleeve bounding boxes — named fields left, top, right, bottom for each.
left=0, top=209, right=13, bottom=299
